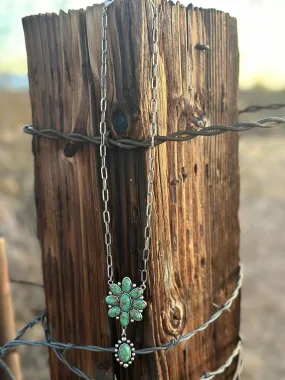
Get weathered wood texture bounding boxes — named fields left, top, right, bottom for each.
left=23, top=0, right=240, bottom=379
left=0, top=238, right=22, bottom=380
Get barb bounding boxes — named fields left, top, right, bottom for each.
left=200, top=341, right=242, bottom=380
left=23, top=117, right=285, bottom=149
left=138, top=265, right=243, bottom=353
left=239, top=103, right=285, bottom=114
left=0, top=266, right=242, bottom=379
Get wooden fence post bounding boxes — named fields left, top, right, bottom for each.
left=0, top=238, right=22, bottom=380
left=22, top=1, right=240, bottom=378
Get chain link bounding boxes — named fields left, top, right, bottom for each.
left=141, top=5, right=159, bottom=290
left=100, top=3, right=113, bottom=284
left=100, top=0, right=159, bottom=289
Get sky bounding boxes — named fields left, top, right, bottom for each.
left=1, top=0, right=285, bottom=89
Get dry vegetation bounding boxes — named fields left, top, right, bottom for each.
left=0, top=89, right=284, bottom=379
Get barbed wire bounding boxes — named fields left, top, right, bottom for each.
left=10, top=279, right=44, bottom=288
left=17, top=103, right=275, bottom=377
left=0, top=265, right=242, bottom=379
left=19, top=101, right=278, bottom=377
left=8, top=102, right=281, bottom=378
left=201, top=341, right=242, bottom=380
left=23, top=116, right=285, bottom=150
left=0, top=358, right=15, bottom=380
left=239, top=103, right=285, bottom=114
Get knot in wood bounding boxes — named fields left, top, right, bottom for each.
left=195, top=43, right=210, bottom=51
left=112, top=109, right=128, bottom=133
left=163, top=300, right=185, bottom=335
left=64, top=142, right=77, bottom=157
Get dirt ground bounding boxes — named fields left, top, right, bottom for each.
left=0, top=90, right=284, bottom=379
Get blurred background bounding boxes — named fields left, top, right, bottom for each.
left=0, top=0, right=284, bottom=379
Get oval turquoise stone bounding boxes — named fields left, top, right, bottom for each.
left=120, top=312, right=129, bottom=328
left=109, top=283, right=121, bottom=296
left=105, top=295, right=118, bottom=306
left=108, top=306, right=120, bottom=318
left=133, top=299, right=147, bottom=310
left=118, top=343, right=132, bottom=363
left=130, top=308, right=142, bottom=321
left=120, top=294, right=131, bottom=312
left=122, top=277, right=132, bottom=293
left=130, top=287, right=143, bottom=299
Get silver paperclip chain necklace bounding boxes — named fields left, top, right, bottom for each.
left=100, top=0, right=159, bottom=368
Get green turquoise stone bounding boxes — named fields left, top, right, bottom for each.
left=130, top=308, right=142, bottom=321
left=120, top=294, right=131, bottom=312
left=122, top=277, right=132, bottom=292
left=118, top=343, right=132, bottom=363
left=109, top=283, right=121, bottom=296
left=120, top=311, right=129, bottom=327
left=108, top=306, right=120, bottom=318
left=105, top=295, right=118, bottom=306
left=130, top=287, right=143, bottom=299
left=133, top=299, right=147, bottom=310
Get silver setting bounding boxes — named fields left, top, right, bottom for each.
left=116, top=339, right=135, bottom=367
left=106, top=277, right=147, bottom=327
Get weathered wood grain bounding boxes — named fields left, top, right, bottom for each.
left=22, top=0, right=240, bottom=378
left=0, top=238, right=22, bottom=380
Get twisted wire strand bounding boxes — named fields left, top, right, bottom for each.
left=239, top=103, right=285, bottom=114
left=10, top=279, right=44, bottom=288
left=0, top=266, right=242, bottom=379
left=139, top=265, right=243, bottom=354
left=0, top=359, right=15, bottom=380
left=233, top=348, right=243, bottom=380
left=23, top=116, right=285, bottom=149
left=201, top=341, right=242, bottom=380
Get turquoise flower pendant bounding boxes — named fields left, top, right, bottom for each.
left=106, top=277, right=146, bottom=367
